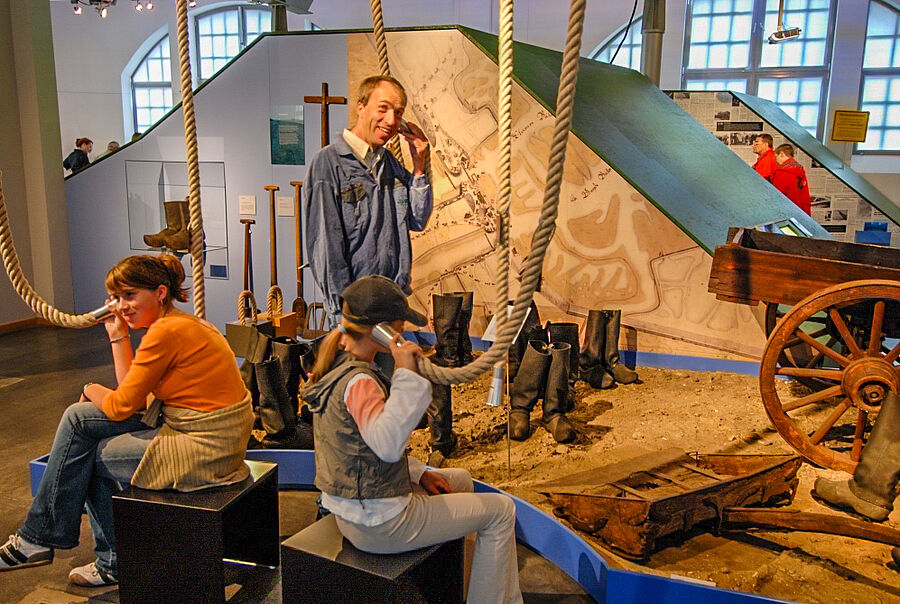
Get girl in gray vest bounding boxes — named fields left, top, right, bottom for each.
left=301, top=275, right=522, bottom=603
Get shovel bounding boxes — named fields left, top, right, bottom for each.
left=289, top=180, right=308, bottom=320
left=261, top=184, right=297, bottom=337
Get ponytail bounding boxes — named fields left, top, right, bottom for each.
left=306, top=318, right=372, bottom=384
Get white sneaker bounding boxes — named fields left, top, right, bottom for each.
left=0, top=534, right=53, bottom=571
left=68, top=561, right=118, bottom=587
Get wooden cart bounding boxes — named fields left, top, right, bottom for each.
left=708, top=227, right=900, bottom=472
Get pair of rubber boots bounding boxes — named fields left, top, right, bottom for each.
left=427, top=292, right=474, bottom=461
left=506, top=301, right=580, bottom=410
left=509, top=338, right=577, bottom=444
left=241, top=331, right=315, bottom=449
left=579, top=309, right=638, bottom=389
left=143, top=200, right=190, bottom=251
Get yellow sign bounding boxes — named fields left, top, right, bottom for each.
left=831, top=110, right=870, bottom=143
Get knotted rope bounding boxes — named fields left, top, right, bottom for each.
left=174, top=0, right=206, bottom=319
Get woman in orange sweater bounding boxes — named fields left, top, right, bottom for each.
left=0, top=255, right=252, bottom=587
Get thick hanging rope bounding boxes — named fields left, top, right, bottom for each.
left=174, top=0, right=206, bottom=319
left=418, top=0, right=587, bottom=384
left=238, top=289, right=258, bottom=326
left=494, top=0, right=514, bottom=339
left=0, top=170, right=95, bottom=328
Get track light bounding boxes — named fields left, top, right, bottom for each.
left=135, top=1, right=143, bottom=11
left=189, top=0, right=197, bottom=7
left=768, top=0, right=802, bottom=44
left=73, top=5, right=82, bottom=14
left=99, top=6, right=108, bottom=17
left=146, top=0, right=153, bottom=10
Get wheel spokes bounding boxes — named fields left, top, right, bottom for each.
left=776, top=366, right=842, bottom=380
left=828, top=308, right=863, bottom=359
left=794, top=329, right=849, bottom=367
left=810, top=397, right=852, bottom=445
left=782, top=384, right=844, bottom=412
left=852, top=410, right=868, bottom=462
left=868, top=301, right=885, bottom=355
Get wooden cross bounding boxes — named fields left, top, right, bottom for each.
left=304, top=82, right=347, bottom=148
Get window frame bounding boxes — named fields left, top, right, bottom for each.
left=193, top=4, right=271, bottom=83
left=589, top=16, right=643, bottom=71
left=681, top=0, right=837, bottom=139
left=856, top=0, right=900, bottom=154
left=129, top=34, right=173, bottom=136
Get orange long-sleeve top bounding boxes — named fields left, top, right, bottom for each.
left=101, top=314, right=247, bottom=421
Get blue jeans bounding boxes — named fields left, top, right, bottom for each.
left=18, top=402, right=158, bottom=575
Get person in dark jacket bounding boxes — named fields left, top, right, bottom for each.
left=63, top=138, right=93, bottom=173
left=772, top=144, right=811, bottom=215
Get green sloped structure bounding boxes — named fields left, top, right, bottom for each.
left=461, top=27, right=829, bottom=253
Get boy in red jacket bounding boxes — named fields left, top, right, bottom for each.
left=773, top=144, right=811, bottom=215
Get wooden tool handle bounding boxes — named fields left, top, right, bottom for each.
left=265, top=186, right=278, bottom=286
left=291, top=181, right=304, bottom=293
left=240, top=219, right=255, bottom=290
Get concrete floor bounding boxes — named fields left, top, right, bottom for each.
left=0, top=325, right=592, bottom=603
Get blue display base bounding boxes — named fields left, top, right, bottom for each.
left=29, top=448, right=784, bottom=602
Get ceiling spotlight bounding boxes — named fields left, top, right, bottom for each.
left=146, top=0, right=154, bottom=10
left=99, top=6, right=108, bottom=18
left=73, top=4, right=82, bottom=14
left=135, top=1, right=143, bottom=11
left=768, top=0, right=802, bottom=44
left=189, top=1, right=197, bottom=7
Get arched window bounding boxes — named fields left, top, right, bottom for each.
left=195, top=5, right=271, bottom=81
left=590, top=17, right=643, bottom=70
left=131, top=36, right=173, bottom=134
left=858, top=0, right=900, bottom=151
left=683, top=0, right=836, bottom=137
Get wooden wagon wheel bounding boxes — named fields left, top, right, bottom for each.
left=760, top=279, right=900, bottom=473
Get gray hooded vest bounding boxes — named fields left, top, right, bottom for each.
left=301, top=354, right=412, bottom=500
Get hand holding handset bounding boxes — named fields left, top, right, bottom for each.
left=399, top=119, right=414, bottom=136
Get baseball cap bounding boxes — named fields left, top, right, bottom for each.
left=340, top=275, right=427, bottom=327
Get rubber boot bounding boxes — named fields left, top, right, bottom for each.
left=255, top=358, right=299, bottom=445
left=508, top=300, right=545, bottom=383
left=143, top=200, right=190, bottom=251
left=271, top=336, right=309, bottom=417
left=240, top=327, right=272, bottom=428
left=432, top=294, right=463, bottom=367
left=427, top=383, right=457, bottom=464
left=548, top=322, right=580, bottom=412
left=542, top=342, right=576, bottom=443
left=579, top=310, right=614, bottom=389
left=509, top=340, right=551, bottom=441
left=814, top=390, right=900, bottom=522
left=603, top=310, right=638, bottom=384
left=450, top=291, right=474, bottom=365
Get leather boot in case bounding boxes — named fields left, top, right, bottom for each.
left=579, top=310, right=614, bottom=389
left=814, top=390, right=900, bottom=522
left=542, top=342, right=576, bottom=443
left=449, top=291, right=474, bottom=365
left=509, top=340, right=552, bottom=441
left=143, top=199, right=190, bottom=251
left=426, top=294, right=463, bottom=459
left=508, top=300, right=544, bottom=383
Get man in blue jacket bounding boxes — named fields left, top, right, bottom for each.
left=302, top=75, right=432, bottom=329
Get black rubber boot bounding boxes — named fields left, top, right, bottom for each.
left=271, top=337, right=310, bottom=418
left=427, top=383, right=457, bottom=459
left=579, top=310, right=614, bottom=389
left=814, top=390, right=900, bottom=522
left=548, top=322, right=580, bottom=412
left=603, top=310, right=638, bottom=384
left=240, top=327, right=272, bottom=428
left=255, top=358, right=300, bottom=445
left=509, top=340, right=551, bottom=441
left=432, top=294, right=463, bottom=367
left=450, top=291, right=474, bottom=365
left=508, top=300, right=545, bottom=383
left=542, top=342, right=576, bottom=443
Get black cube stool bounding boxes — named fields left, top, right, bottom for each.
left=281, top=513, right=464, bottom=603
left=112, top=460, right=279, bottom=604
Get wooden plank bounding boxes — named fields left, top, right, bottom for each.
left=722, top=507, right=900, bottom=546
left=730, top=227, right=900, bottom=269
left=677, top=462, right=725, bottom=480
left=646, top=470, right=691, bottom=489
left=708, top=245, right=900, bottom=306
left=610, top=481, right=650, bottom=500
